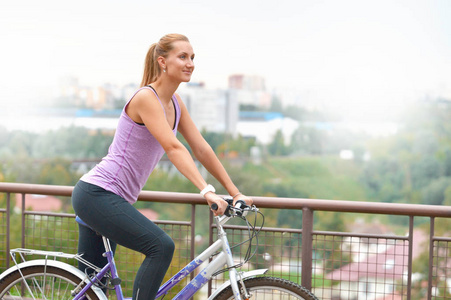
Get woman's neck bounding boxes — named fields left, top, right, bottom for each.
left=150, top=79, right=180, bottom=104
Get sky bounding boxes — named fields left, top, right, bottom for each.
left=1, top=0, right=450, bottom=121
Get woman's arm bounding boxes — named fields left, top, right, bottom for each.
left=176, top=94, right=253, bottom=205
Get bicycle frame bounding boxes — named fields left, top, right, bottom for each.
left=6, top=212, right=264, bottom=300
left=102, top=214, right=246, bottom=299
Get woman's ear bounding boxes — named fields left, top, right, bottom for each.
left=157, top=56, right=166, bottom=70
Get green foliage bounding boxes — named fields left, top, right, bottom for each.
left=290, top=126, right=328, bottom=155
left=198, top=130, right=230, bottom=152
left=0, top=126, right=113, bottom=160
left=315, top=211, right=346, bottom=232
left=38, top=158, right=80, bottom=185
left=267, top=130, right=290, bottom=156
left=361, top=101, right=451, bottom=206
left=440, top=147, right=451, bottom=176
left=362, top=157, right=405, bottom=202
left=421, top=177, right=451, bottom=205
left=411, top=156, right=441, bottom=189
left=2, top=156, right=79, bottom=185
left=256, top=157, right=367, bottom=202
left=144, top=169, right=197, bottom=194
left=277, top=209, right=302, bottom=228
left=289, top=125, right=371, bottom=157
left=208, top=156, right=366, bottom=231
left=444, top=186, right=451, bottom=206
left=0, top=164, right=4, bottom=182
left=280, top=105, right=306, bottom=121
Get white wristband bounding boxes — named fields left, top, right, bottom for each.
left=200, top=184, right=215, bottom=197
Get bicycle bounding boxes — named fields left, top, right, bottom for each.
left=0, top=198, right=318, bottom=299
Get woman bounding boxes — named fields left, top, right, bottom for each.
left=71, top=33, right=252, bottom=299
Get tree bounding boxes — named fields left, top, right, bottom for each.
left=267, top=130, right=290, bottom=156
left=361, top=157, right=405, bottom=202
left=444, top=186, right=451, bottom=206
left=269, top=95, right=283, bottom=113
left=38, top=158, right=79, bottom=186
left=439, top=147, right=451, bottom=177
left=411, top=156, right=441, bottom=189
left=421, top=177, right=451, bottom=206
left=282, top=105, right=305, bottom=121
left=277, top=209, right=302, bottom=228
left=290, top=126, right=327, bottom=155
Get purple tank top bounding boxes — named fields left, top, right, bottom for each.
left=81, top=86, right=181, bottom=204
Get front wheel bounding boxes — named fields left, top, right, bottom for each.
left=0, top=265, right=101, bottom=300
left=213, top=276, right=318, bottom=300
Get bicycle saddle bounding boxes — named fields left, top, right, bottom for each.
left=75, top=215, right=92, bottom=229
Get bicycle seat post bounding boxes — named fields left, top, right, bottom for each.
left=102, top=236, right=113, bottom=255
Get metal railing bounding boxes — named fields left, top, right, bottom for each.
left=0, top=182, right=450, bottom=299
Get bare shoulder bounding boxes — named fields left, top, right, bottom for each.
left=126, top=88, right=161, bottom=123
left=133, top=88, right=158, bottom=104
left=128, top=88, right=163, bottom=112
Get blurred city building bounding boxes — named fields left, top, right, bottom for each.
left=56, top=76, right=138, bottom=109
left=178, top=82, right=239, bottom=135
left=228, top=74, right=271, bottom=108
left=237, top=111, right=299, bottom=145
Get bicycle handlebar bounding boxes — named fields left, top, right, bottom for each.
left=210, top=198, right=250, bottom=217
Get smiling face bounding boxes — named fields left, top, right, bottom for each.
left=160, top=41, right=195, bottom=83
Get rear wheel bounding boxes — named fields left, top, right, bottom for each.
left=0, top=265, right=101, bottom=300
left=213, top=276, right=318, bottom=300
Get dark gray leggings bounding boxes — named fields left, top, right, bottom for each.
left=72, top=180, right=174, bottom=300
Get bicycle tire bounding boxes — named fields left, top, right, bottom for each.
left=0, top=265, right=101, bottom=300
left=213, top=276, right=318, bottom=300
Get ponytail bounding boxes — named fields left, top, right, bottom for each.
left=140, top=43, right=159, bottom=87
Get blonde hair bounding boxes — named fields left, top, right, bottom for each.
left=140, top=33, right=190, bottom=87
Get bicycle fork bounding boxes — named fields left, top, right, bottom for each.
left=218, top=223, right=251, bottom=300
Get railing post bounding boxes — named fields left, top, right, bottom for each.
left=21, top=193, right=25, bottom=248
left=301, top=207, right=313, bottom=291
left=407, top=216, right=414, bottom=299
left=427, top=217, right=435, bottom=300
left=190, top=204, right=196, bottom=282
left=207, top=208, right=214, bottom=297
left=6, top=192, right=10, bottom=268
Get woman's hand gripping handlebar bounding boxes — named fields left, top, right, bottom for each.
left=205, top=192, right=253, bottom=216
left=210, top=197, right=251, bottom=217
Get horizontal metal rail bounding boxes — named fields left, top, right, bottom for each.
left=1, top=182, right=450, bottom=216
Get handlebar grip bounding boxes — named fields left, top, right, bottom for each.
left=211, top=200, right=248, bottom=216
left=234, top=200, right=246, bottom=210
left=234, top=200, right=247, bottom=216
